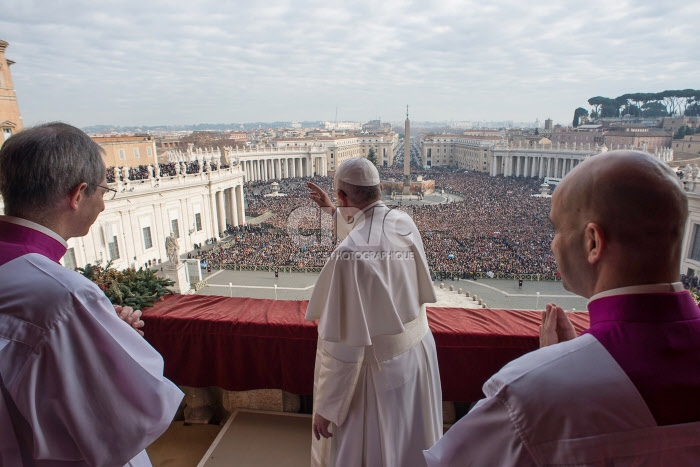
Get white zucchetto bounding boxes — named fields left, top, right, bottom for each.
left=335, top=157, right=380, bottom=186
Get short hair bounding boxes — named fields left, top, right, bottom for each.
left=0, top=122, right=105, bottom=217
left=336, top=179, right=381, bottom=205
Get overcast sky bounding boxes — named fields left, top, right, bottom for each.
left=3, top=0, right=698, bottom=128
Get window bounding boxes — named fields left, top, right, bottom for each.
left=63, top=248, right=77, bottom=270
left=108, top=236, right=120, bottom=260
left=690, top=225, right=700, bottom=262
left=195, top=213, right=202, bottom=231
left=171, top=219, right=180, bottom=238
left=133, top=148, right=140, bottom=158
left=119, top=149, right=126, bottom=160
left=143, top=226, right=153, bottom=249
left=147, top=147, right=153, bottom=157
left=3, top=128, right=11, bottom=141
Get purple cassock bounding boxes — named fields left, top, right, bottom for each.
left=585, top=290, right=700, bottom=426
left=0, top=217, right=67, bottom=266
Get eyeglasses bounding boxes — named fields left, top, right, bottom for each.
left=97, top=184, right=118, bottom=201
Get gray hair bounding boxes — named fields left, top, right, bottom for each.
left=336, top=179, right=382, bottom=205
left=0, top=122, right=105, bottom=217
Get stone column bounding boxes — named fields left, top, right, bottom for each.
left=216, top=190, right=226, bottom=237
left=275, top=159, right=281, bottom=179
left=209, top=191, right=218, bottom=239
left=230, top=187, right=239, bottom=227
left=236, top=184, right=245, bottom=225
left=225, top=188, right=233, bottom=225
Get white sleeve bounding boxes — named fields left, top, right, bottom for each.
left=313, top=339, right=364, bottom=427
left=423, top=395, right=536, bottom=467
left=13, top=284, right=183, bottom=467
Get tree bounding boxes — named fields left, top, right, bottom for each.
left=642, top=101, right=668, bottom=118
left=674, top=126, right=698, bottom=140
left=572, top=107, right=589, bottom=127
left=588, top=96, right=619, bottom=118
left=588, top=96, right=607, bottom=116
left=367, top=147, right=378, bottom=167
left=686, top=101, right=700, bottom=117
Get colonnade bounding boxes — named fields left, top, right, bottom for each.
left=240, top=155, right=328, bottom=182
left=490, top=152, right=587, bottom=179
left=210, top=184, right=246, bottom=237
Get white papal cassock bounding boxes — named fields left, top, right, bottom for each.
left=306, top=201, right=442, bottom=467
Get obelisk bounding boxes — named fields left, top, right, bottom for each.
left=403, top=105, right=411, bottom=194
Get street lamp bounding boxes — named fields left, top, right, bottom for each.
left=536, top=291, right=540, bottom=309
left=229, top=282, right=232, bottom=297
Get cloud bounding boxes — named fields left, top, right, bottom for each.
left=2, top=0, right=699, bottom=127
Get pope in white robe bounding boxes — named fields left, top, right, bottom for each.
left=306, top=158, right=442, bottom=467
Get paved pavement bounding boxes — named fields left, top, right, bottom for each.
left=198, top=269, right=589, bottom=311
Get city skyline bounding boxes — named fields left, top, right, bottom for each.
left=3, top=0, right=699, bottom=128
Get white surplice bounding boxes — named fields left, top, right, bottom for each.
left=0, top=253, right=184, bottom=467
left=424, top=334, right=700, bottom=466
left=306, top=202, right=442, bottom=467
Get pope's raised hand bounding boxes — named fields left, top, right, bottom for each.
left=307, top=182, right=336, bottom=215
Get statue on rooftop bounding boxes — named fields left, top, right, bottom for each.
left=165, top=232, right=179, bottom=267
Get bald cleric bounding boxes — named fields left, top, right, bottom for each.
left=306, top=158, right=443, bottom=466
left=425, top=150, right=700, bottom=465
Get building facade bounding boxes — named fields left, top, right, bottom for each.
left=602, top=127, right=671, bottom=152
left=273, top=131, right=397, bottom=172
left=0, top=165, right=246, bottom=271
left=226, top=145, right=328, bottom=181
left=421, top=134, right=500, bottom=170
left=93, top=135, right=158, bottom=168
left=673, top=135, right=700, bottom=159
left=422, top=134, right=674, bottom=180
left=663, top=117, right=700, bottom=135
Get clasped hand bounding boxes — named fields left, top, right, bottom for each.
left=114, top=305, right=145, bottom=336
left=539, top=302, right=576, bottom=347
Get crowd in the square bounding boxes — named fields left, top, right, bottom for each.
left=195, top=167, right=556, bottom=276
